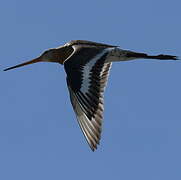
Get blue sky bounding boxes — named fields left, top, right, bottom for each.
left=0, top=0, right=181, bottom=179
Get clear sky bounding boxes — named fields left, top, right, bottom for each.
left=0, top=0, right=181, bottom=179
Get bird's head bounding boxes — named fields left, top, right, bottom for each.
left=40, top=45, right=74, bottom=63
left=4, top=45, right=74, bottom=71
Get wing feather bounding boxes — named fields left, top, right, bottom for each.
left=66, top=62, right=112, bottom=151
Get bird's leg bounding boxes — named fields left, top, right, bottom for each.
left=126, top=51, right=178, bottom=60
left=106, top=48, right=178, bottom=62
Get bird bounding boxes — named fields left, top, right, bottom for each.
left=4, top=40, right=178, bottom=151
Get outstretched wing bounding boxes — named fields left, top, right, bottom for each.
left=64, top=47, right=111, bottom=151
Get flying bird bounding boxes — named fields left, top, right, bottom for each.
left=4, top=40, right=178, bottom=151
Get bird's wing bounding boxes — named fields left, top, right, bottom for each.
left=64, top=47, right=111, bottom=151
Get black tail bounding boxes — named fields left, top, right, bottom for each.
left=126, top=52, right=178, bottom=60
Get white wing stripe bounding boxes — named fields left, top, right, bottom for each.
left=80, top=49, right=108, bottom=94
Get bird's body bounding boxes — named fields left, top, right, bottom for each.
left=4, top=40, right=178, bottom=151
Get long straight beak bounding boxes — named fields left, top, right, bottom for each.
left=4, top=57, right=42, bottom=71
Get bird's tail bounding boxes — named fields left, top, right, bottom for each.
left=126, top=51, right=178, bottom=60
